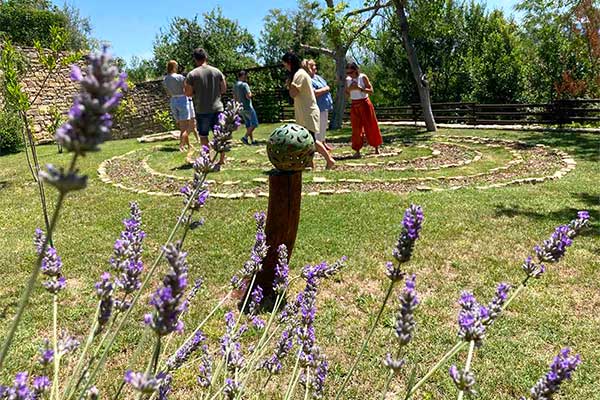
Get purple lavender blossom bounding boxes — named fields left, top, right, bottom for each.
left=231, top=212, right=268, bottom=289
left=57, top=331, right=80, bottom=356
left=145, top=243, right=188, bottom=336
left=32, top=376, right=50, bottom=396
left=449, top=365, right=476, bottom=396
left=389, top=204, right=424, bottom=280
left=534, top=225, right=573, bottom=263
left=38, top=340, right=54, bottom=367
left=211, top=101, right=243, bottom=154
left=110, top=202, right=145, bottom=311
left=13, top=372, right=30, bottom=399
left=192, top=145, right=214, bottom=174
left=123, top=371, right=165, bottom=394
left=197, top=346, right=213, bottom=388
left=522, top=256, right=546, bottom=279
left=484, top=282, right=511, bottom=325
left=157, top=374, right=172, bottom=400
left=33, top=229, right=66, bottom=294
left=457, top=292, right=488, bottom=347
left=180, top=185, right=209, bottom=212
left=86, top=386, right=99, bottom=399
left=222, top=378, right=243, bottom=400
left=165, top=330, right=206, bottom=371
left=383, top=353, right=405, bottom=374
left=94, top=272, right=114, bottom=334
left=38, top=164, right=88, bottom=193
left=55, top=46, right=126, bottom=155
left=522, top=348, right=581, bottom=400
left=393, top=274, right=419, bottom=346
left=300, top=347, right=328, bottom=399
left=260, top=329, right=293, bottom=374
left=273, top=244, right=290, bottom=295
left=220, top=311, right=246, bottom=372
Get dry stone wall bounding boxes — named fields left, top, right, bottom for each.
left=0, top=46, right=171, bottom=143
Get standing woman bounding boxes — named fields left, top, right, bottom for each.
left=345, top=61, right=382, bottom=157
left=306, top=59, right=334, bottom=150
left=282, top=52, right=335, bottom=169
left=163, top=60, right=196, bottom=152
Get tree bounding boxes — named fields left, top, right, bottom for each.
left=392, top=0, right=436, bottom=131
left=153, top=7, right=256, bottom=74
left=258, top=0, right=323, bottom=65
left=126, top=56, right=158, bottom=84
left=301, top=0, right=392, bottom=129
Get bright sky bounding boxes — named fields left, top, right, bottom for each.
left=52, top=0, right=520, bottom=63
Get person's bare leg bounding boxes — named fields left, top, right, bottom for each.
left=315, top=140, right=335, bottom=169
left=246, top=126, right=255, bottom=143
left=188, top=119, right=199, bottom=144
left=177, top=121, right=187, bottom=151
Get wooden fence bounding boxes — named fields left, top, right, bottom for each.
left=250, top=90, right=600, bottom=126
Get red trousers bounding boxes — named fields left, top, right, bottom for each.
left=350, top=97, right=382, bottom=151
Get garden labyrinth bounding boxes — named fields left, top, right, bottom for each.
left=98, top=134, right=577, bottom=199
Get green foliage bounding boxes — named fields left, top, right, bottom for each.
left=0, top=42, right=30, bottom=112
left=258, top=0, right=323, bottom=64
left=0, top=110, right=23, bottom=155
left=126, top=56, right=158, bottom=84
left=0, top=0, right=92, bottom=50
left=153, top=109, right=176, bottom=131
left=0, top=3, right=68, bottom=48
left=114, top=97, right=138, bottom=125
left=153, top=7, right=256, bottom=74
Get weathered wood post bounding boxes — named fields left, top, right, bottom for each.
left=254, top=123, right=315, bottom=302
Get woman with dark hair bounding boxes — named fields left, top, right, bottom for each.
left=346, top=61, right=382, bottom=158
left=282, top=51, right=335, bottom=169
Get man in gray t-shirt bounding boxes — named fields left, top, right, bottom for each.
left=184, top=48, right=227, bottom=164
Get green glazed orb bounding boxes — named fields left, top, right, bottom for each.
left=267, top=123, right=315, bottom=171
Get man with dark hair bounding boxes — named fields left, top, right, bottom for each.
left=233, top=70, right=259, bottom=145
left=184, top=48, right=227, bottom=165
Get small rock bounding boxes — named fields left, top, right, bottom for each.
left=319, top=189, right=335, bottom=195
left=227, top=193, right=244, bottom=199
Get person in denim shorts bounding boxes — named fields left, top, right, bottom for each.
left=162, top=60, right=196, bottom=152
left=184, top=48, right=227, bottom=166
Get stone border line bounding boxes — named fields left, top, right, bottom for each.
left=97, top=135, right=576, bottom=199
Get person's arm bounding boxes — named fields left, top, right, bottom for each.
left=345, top=78, right=358, bottom=96
left=184, top=77, right=194, bottom=97
left=314, top=85, right=330, bottom=97
left=245, top=83, right=252, bottom=99
left=220, top=74, right=227, bottom=95
left=289, top=72, right=303, bottom=98
left=360, top=74, right=374, bottom=95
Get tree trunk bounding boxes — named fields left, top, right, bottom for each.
left=330, top=48, right=348, bottom=130
left=395, top=0, right=437, bottom=132
left=253, top=171, right=303, bottom=301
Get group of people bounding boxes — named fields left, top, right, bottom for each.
left=162, top=47, right=383, bottom=169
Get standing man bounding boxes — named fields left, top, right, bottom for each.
left=233, top=70, right=259, bottom=145
left=184, top=48, right=227, bottom=165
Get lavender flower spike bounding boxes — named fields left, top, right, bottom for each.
left=165, top=330, right=206, bottom=372
left=394, top=274, right=419, bottom=346
left=483, top=282, right=511, bottom=325
left=124, top=371, right=165, bottom=395
left=521, top=348, right=581, bottom=400
left=94, top=272, right=114, bottom=334
left=273, top=244, right=290, bottom=295
left=55, top=45, right=126, bottom=155
left=389, top=204, right=424, bottom=280
left=231, top=212, right=268, bottom=289
left=33, top=228, right=67, bottom=294
left=145, top=243, right=188, bottom=336
left=457, top=292, right=488, bottom=347
left=449, top=365, right=477, bottom=396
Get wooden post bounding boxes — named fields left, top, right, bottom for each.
left=254, top=170, right=303, bottom=300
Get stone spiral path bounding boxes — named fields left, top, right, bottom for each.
left=98, top=135, right=576, bottom=199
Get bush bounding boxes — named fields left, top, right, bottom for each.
left=0, top=5, right=68, bottom=48
left=0, top=110, right=23, bottom=155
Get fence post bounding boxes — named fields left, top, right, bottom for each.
left=471, top=103, right=477, bottom=125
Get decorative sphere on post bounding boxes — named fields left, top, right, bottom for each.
left=267, top=123, right=315, bottom=171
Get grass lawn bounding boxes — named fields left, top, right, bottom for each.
left=0, top=123, right=598, bottom=399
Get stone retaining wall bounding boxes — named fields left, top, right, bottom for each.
left=0, top=46, right=171, bottom=143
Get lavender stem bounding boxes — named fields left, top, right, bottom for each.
left=457, top=340, right=476, bottom=400
left=334, top=279, right=396, bottom=400
left=51, top=295, right=60, bottom=400
left=0, top=190, right=66, bottom=369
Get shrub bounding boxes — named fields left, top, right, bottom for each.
left=0, top=110, right=23, bottom=155
left=153, top=109, right=176, bottom=131
left=0, top=5, right=68, bottom=48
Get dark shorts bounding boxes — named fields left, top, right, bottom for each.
left=240, top=108, right=259, bottom=128
left=195, top=112, right=220, bottom=137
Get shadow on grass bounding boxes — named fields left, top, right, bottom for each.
left=327, top=126, right=431, bottom=145
left=0, top=181, right=8, bottom=191
left=494, top=197, right=599, bottom=239
left=512, top=130, right=600, bottom=161
left=157, top=147, right=180, bottom=153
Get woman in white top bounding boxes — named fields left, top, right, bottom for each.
left=345, top=62, right=382, bottom=158
left=163, top=60, right=197, bottom=152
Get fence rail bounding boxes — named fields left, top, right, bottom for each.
left=259, top=90, right=600, bottom=126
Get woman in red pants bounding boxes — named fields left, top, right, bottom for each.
left=345, top=62, right=382, bottom=158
